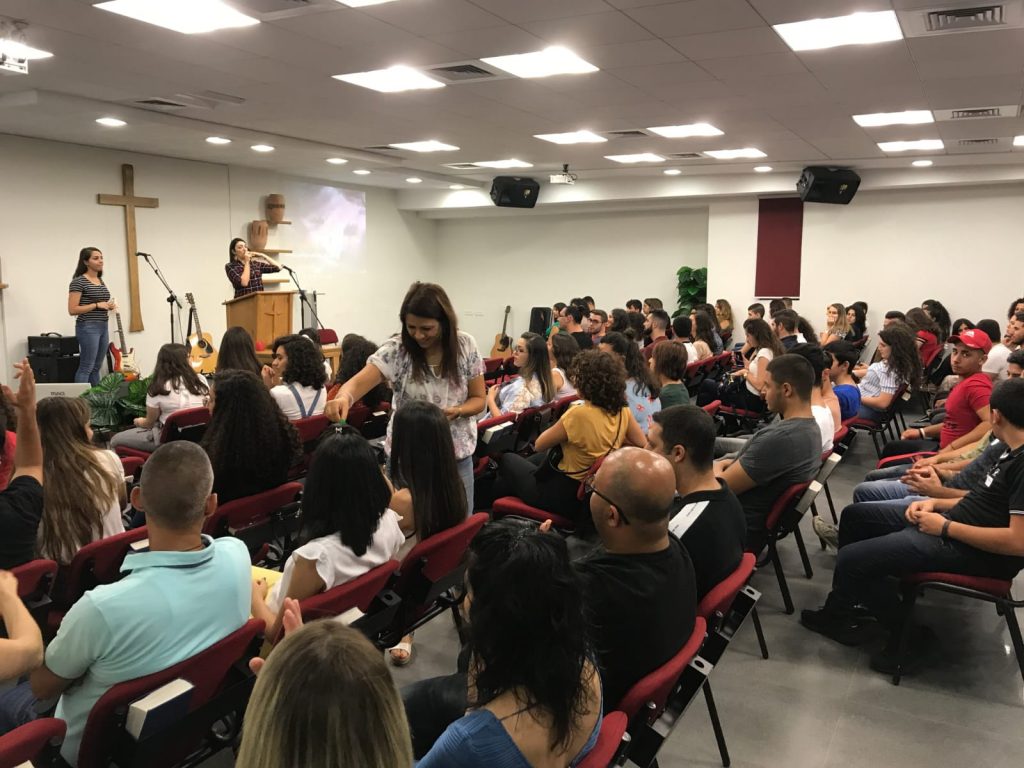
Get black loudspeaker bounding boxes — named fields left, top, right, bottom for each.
left=28, top=334, right=79, bottom=357
left=490, top=176, right=540, bottom=209
left=797, top=166, right=861, bottom=205
left=529, top=307, right=552, bottom=336
left=29, top=354, right=80, bottom=383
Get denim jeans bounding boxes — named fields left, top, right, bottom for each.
left=456, top=456, right=474, bottom=513
left=0, top=680, right=38, bottom=736
left=863, top=464, right=911, bottom=482
left=74, top=321, right=109, bottom=386
left=853, top=478, right=914, bottom=502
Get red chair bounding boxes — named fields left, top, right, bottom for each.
left=616, top=617, right=707, bottom=722
left=203, top=482, right=302, bottom=560
left=317, top=328, right=339, bottom=345
left=76, top=619, right=264, bottom=768
left=113, top=407, right=212, bottom=461
left=577, top=711, right=630, bottom=768
left=290, top=413, right=332, bottom=477
left=490, top=455, right=608, bottom=534
left=552, top=394, right=581, bottom=420
left=475, top=413, right=518, bottom=461
left=11, top=558, right=58, bottom=600
left=845, top=385, right=909, bottom=458
left=754, top=480, right=817, bottom=614
left=119, top=455, right=145, bottom=481
left=702, top=400, right=721, bottom=417
left=294, top=560, right=401, bottom=645
left=684, top=360, right=705, bottom=394
left=348, top=401, right=391, bottom=439
left=0, top=718, right=66, bottom=768
left=890, top=572, right=1024, bottom=685
left=513, top=402, right=556, bottom=452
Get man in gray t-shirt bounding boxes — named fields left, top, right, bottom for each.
left=716, top=355, right=823, bottom=553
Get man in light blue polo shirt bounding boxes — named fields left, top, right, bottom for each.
left=28, top=442, right=250, bottom=766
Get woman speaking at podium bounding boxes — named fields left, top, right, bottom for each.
left=225, top=237, right=282, bottom=298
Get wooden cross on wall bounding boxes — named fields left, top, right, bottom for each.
left=98, top=164, right=159, bottom=332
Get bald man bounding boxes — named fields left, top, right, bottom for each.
left=575, top=447, right=697, bottom=707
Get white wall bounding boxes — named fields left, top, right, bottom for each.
left=435, top=208, right=709, bottom=349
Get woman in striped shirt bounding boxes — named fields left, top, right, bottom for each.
left=853, top=324, right=922, bottom=423
left=67, top=247, right=117, bottom=386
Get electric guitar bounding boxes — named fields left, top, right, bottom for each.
left=107, top=312, right=139, bottom=380
left=185, top=293, right=218, bottom=374
left=490, top=305, right=512, bottom=358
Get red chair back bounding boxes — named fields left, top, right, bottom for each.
left=203, top=482, right=302, bottom=537
left=577, top=711, right=628, bottom=768
left=299, top=560, right=399, bottom=622
left=763, top=482, right=812, bottom=532
left=55, top=527, right=150, bottom=611
left=616, top=616, right=707, bottom=720
left=158, top=406, right=211, bottom=444
left=119, top=455, right=145, bottom=479
left=11, top=558, right=58, bottom=600
left=552, top=394, right=580, bottom=419
left=697, top=553, right=756, bottom=622
left=318, top=328, right=339, bottom=345
left=702, top=400, right=722, bottom=417
left=292, top=413, right=330, bottom=444
left=0, top=718, right=66, bottom=768
left=491, top=496, right=577, bottom=532
left=483, top=357, right=504, bottom=374
left=76, top=619, right=263, bottom=768
left=576, top=455, right=609, bottom=502
left=394, top=513, right=488, bottom=586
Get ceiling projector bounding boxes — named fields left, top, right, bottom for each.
left=549, top=163, right=577, bottom=185
left=0, top=54, right=28, bottom=75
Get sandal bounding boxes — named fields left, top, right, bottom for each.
left=388, top=640, right=414, bottom=667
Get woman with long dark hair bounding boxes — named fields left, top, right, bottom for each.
left=599, top=331, right=661, bottom=434
left=201, top=370, right=301, bottom=503
left=607, top=308, right=628, bottom=335
left=67, top=247, right=117, bottom=386
left=921, top=299, right=952, bottom=344
left=225, top=237, right=282, bottom=298
left=337, top=335, right=393, bottom=407
left=698, top=318, right=783, bottom=412
left=215, top=326, right=261, bottom=377
left=109, top=344, right=208, bottom=452
left=846, top=304, right=867, bottom=341
left=418, top=520, right=601, bottom=768
left=262, top=334, right=327, bottom=420
left=692, top=307, right=724, bottom=354
left=324, top=283, right=485, bottom=509
left=853, top=324, right=922, bottom=423
left=549, top=332, right=579, bottom=399
left=905, top=307, right=943, bottom=366
left=486, top=333, right=555, bottom=417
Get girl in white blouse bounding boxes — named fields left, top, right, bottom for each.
left=486, top=333, right=556, bottom=417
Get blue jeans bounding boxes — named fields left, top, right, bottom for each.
left=863, top=465, right=911, bottom=482
left=853, top=478, right=914, bottom=502
left=457, top=456, right=474, bottom=513
left=0, top=680, right=38, bottom=736
left=74, top=321, right=109, bottom=386
left=856, top=404, right=884, bottom=423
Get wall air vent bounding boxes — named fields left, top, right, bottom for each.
left=666, top=152, right=703, bottom=159
left=958, top=137, right=999, bottom=144
left=934, top=104, right=1020, bottom=120
left=444, top=163, right=482, bottom=170
left=135, top=98, right=188, bottom=109
left=898, top=1, right=1024, bottom=36
left=131, top=91, right=245, bottom=112
left=602, top=129, right=651, bottom=139
left=927, top=4, right=1003, bottom=30
left=425, top=61, right=507, bottom=83
left=948, top=136, right=1014, bottom=152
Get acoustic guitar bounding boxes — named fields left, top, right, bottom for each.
left=490, top=305, right=512, bottom=358
left=107, top=311, right=140, bottom=380
left=185, top=293, right=218, bottom=374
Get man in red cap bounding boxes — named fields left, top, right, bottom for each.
left=880, top=328, right=993, bottom=459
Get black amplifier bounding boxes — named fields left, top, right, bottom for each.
left=28, top=334, right=80, bottom=357
left=29, top=355, right=81, bottom=383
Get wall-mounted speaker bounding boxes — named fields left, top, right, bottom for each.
left=490, top=176, right=540, bottom=209
left=796, top=166, right=861, bottom=205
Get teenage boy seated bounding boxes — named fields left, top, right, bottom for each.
left=802, top=378, right=1024, bottom=673
left=714, top=355, right=822, bottom=553
left=23, top=442, right=251, bottom=766
left=747, top=303, right=765, bottom=320
left=883, top=328, right=992, bottom=459
left=648, top=406, right=746, bottom=599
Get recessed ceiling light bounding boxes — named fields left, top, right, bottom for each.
left=389, top=140, right=459, bottom=152
left=205, top=136, right=231, bottom=145
left=534, top=130, right=607, bottom=145
left=703, top=148, right=766, bottom=160
left=353, top=169, right=372, bottom=175
left=481, top=46, right=598, bottom=79
left=753, top=165, right=773, bottom=173
left=95, top=117, right=126, bottom=127
left=647, top=123, right=723, bottom=139
left=878, top=139, right=943, bottom=152
left=1014, top=135, right=1024, bottom=147
left=250, top=144, right=275, bottom=152
left=853, top=110, right=933, bottom=127
left=449, top=184, right=466, bottom=190
left=912, top=160, right=933, bottom=167
left=0, top=39, right=53, bottom=60
left=663, top=169, right=682, bottom=176
left=335, top=0, right=399, bottom=6
left=605, top=153, right=665, bottom=164
left=472, top=159, right=533, bottom=169
left=326, top=157, right=348, bottom=165
left=774, top=10, right=902, bottom=52
left=333, top=65, right=444, bottom=93
left=95, top=0, right=259, bottom=34
left=406, top=177, right=423, bottom=184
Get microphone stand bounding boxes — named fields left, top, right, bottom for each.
left=139, top=253, right=184, bottom=344
left=283, top=265, right=325, bottom=331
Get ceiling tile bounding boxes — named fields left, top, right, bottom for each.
left=624, top=0, right=766, bottom=37
left=909, top=31, right=1024, bottom=80
left=358, top=0, right=507, bottom=35
left=468, top=0, right=613, bottom=23
left=921, top=75, right=1024, bottom=110
left=577, top=40, right=687, bottom=69
left=425, top=24, right=548, bottom=59
left=807, top=135, right=887, bottom=160
left=667, top=27, right=791, bottom=60
left=697, top=52, right=809, bottom=79
left=611, top=61, right=715, bottom=87
left=523, top=11, right=655, bottom=48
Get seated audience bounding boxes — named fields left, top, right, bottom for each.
left=12, top=443, right=250, bottom=765
left=576, top=447, right=697, bottom=708
left=846, top=304, right=867, bottom=341
left=672, top=315, right=711, bottom=361
left=884, top=310, right=906, bottom=328
left=599, top=332, right=661, bottom=434
left=607, top=308, right=629, bottom=335
left=337, top=334, right=393, bottom=408
left=263, top=333, right=328, bottom=419
left=201, top=370, right=301, bottom=504
left=641, top=309, right=671, bottom=362
left=714, top=355, right=823, bottom=552
left=853, top=324, right=922, bottom=424
left=487, top=333, right=555, bottom=417
left=0, top=389, right=14, bottom=492
left=699, top=318, right=783, bottom=414
left=558, top=304, right=593, bottom=350
left=110, top=343, right=208, bottom=452
left=1009, top=350, right=1024, bottom=378
left=299, top=326, right=332, bottom=380
left=418, top=520, right=602, bottom=768
left=982, top=312, right=1023, bottom=381
left=648, top=406, right=746, bottom=599
left=0, top=569, right=43, bottom=693
left=624, top=311, right=647, bottom=344
left=589, top=309, right=608, bottom=345
left=952, top=318, right=975, bottom=338
left=0, top=361, right=42, bottom=570
left=693, top=308, right=724, bottom=355
left=215, top=326, right=262, bottom=377
left=769, top=298, right=786, bottom=318
left=802, top=378, right=1024, bottom=673
left=494, top=350, right=643, bottom=519
left=549, top=332, right=580, bottom=399
left=788, top=344, right=838, bottom=451
left=772, top=309, right=802, bottom=350
left=905, top=307, right=943, bottom=366
left=715, top=299, right=734, bottom=340
left=36, top=397, right=125, bottom=563
left=922, top=298, right=952, bottom=344
left=236, top=620, right=413, bottom=768
left=548, top=303, right=567, bottom=338
left=747, top=303, right=766, bottom=320
left=820, top=303, right=852, bottom=346
left=1010, top=298, right=1024, bottom=321
left=643, top=297, right=663, bottom=315
left=651, top=342, right=690, bottom=409
left=825, top=341, right=863, bottom=421
left=251, top=428, right=405, bottom=643
left=625, top=299, right=643, bottom=314
left=795, top=315, right=817, bottom=344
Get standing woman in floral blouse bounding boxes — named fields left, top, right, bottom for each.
left=325, top=282, right=485, bottom=510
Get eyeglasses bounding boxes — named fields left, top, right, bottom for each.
left=583, top=474, right=631, bottom=526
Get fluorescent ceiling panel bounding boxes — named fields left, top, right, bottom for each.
left=605, top=153, right=665, bottom=163
left=333, top=65, right=445, bottom=93
left=1015, top=136, right=1024, bottom=147
left=647, top=123, right=723, bottom=138
left=912, top=160, right=933, bottom=167
left=0, top=39, right=53, bottom=59
left=481, top=46, right=598, bottom=78
left=534, top=130, right=607, bottom=145
left=703, top=148, right=766, bottom=159
left=774, top=11, right=902, bottom=52
left=95, top=0, right=259, bottom=34
left=853, top=110, right=933, bottom=127
left=389, top=140, right=459, bottom=152
left=205, top=136, right=231, bottom=145
left=336, top=0, right=399, bottom=6
left=877, top=139, right=943, bottom=152
left=472, top=159, right=533, bottom=168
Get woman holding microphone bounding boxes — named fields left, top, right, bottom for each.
left=67, top=247, right=117, bottom=386
left=325, top=282, right=485, bottom=510
left=225, top=237, right=282, bottom=298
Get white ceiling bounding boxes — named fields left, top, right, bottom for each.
left=1, top=0, right=1023, bottom=194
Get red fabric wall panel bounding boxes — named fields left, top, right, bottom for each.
left=754, top=197, right=803, bottom=298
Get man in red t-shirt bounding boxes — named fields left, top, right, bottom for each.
left=881, top=328, right=992, bottom=458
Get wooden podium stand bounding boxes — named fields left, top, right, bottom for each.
left=224, top=291, right=295, bottom=348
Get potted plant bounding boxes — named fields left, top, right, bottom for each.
left=80, top=373, right=151, bottom=431
left=676, top=266, right=708, bottom=316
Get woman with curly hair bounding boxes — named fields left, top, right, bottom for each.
left=215, top=326, right=261, bottom=377
left=549, top=332, right=580, bottom=399
left=201, top=370, right=301, bottom=504
left=418, top=519, right=601, bottom=768
left=493, top=349, right=643, bottom=518
left=598, top=331, right=661, bottom=434
left=263, top=334, right=327, bottom=420
left=852, top=324, right=922, bottom=423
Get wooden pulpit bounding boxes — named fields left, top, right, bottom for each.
left=224, top=291, right=296, bottom=348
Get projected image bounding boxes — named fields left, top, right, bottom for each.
left=294, top=185, right=367, bottom=269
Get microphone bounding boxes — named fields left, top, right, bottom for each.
left=136, top=251, right=151, bottom=258
left=282, top=264, right=295, bottom=273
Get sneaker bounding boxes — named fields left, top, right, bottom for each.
left=800, top=606, right=871, bottom=646
left=869, top=625, right=938, bottom=676
left=813, top=516, right=840, bottom=550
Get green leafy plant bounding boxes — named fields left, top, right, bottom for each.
left=80, top=373, right=151, bottom=430
left=676, top=266, right=708, bottom=316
